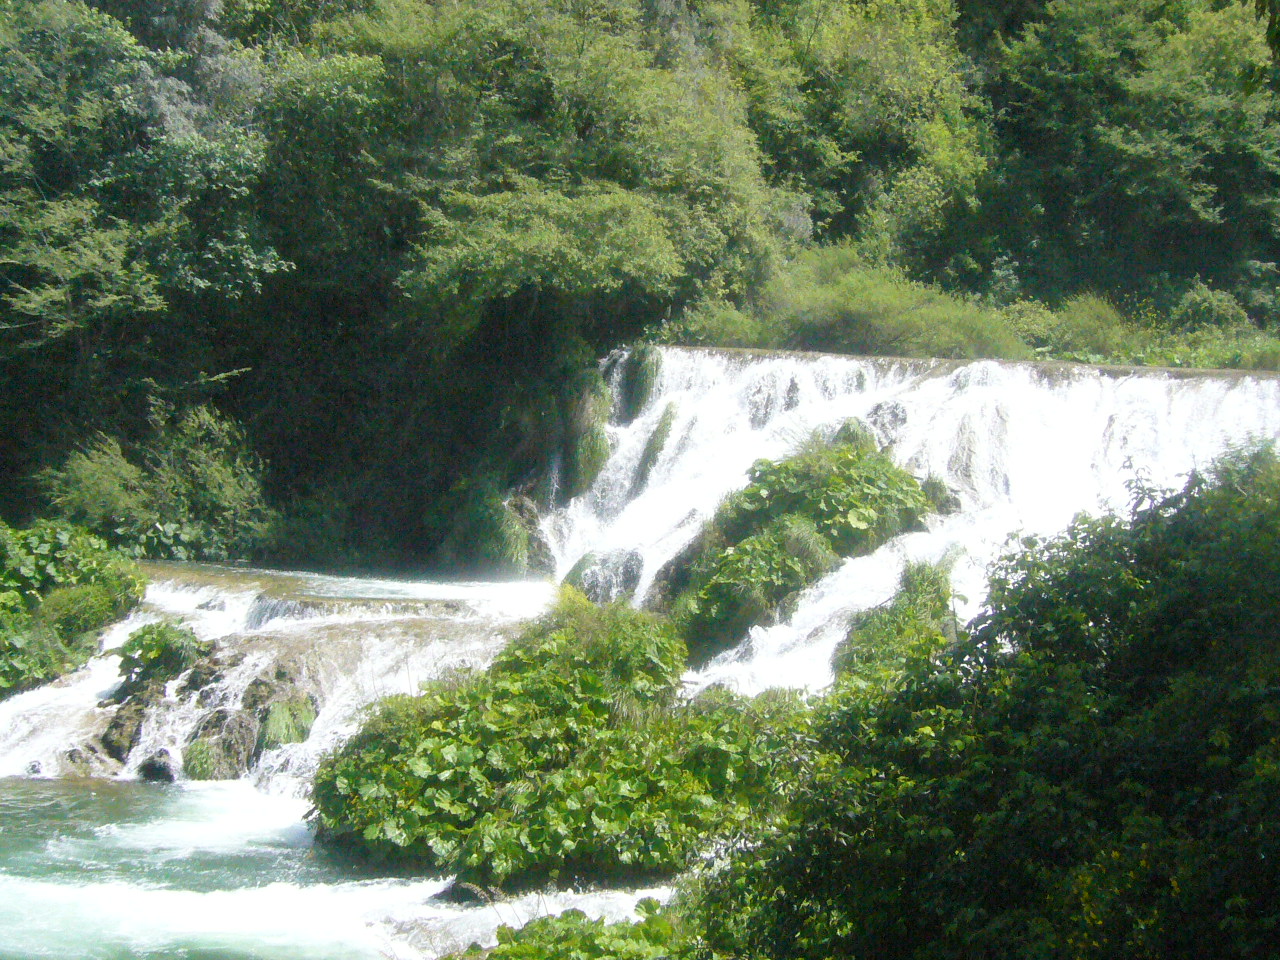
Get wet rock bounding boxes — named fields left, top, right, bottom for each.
left=867, top=401, right=908, bottom=445
left=138, top=752, right=176, bottom=782
left=100, top=695, right=152, bottom=762
left=184, top=709, right=261, bottom=780
left=643, top=531, right=707, bottom=613
left=177, top=660, right=221, bottom=698
left=566, top=549, right=643, bottom=603
left=436, top=879, right=498, bottom=905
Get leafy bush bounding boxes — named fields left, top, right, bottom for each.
left=1, top=521, right=144, bottom=611
left=312, top=589, right=806, bottom=888
left=665, top=246, right=1031, bottom=360
left=116, top=622, right=210, bottom=691
left=34, top=585, right=117, bottom=642
left=1048, top=293, right=1137, bottom=361
left=1170, top=280, right=1251, bottom=332
left=42, top=403, right=277, bottom=562
left=0, top=520, right=144, bottom=699
left=444, top=899, right=691, bottom=960
left=832, top=561, right=955, bottom=681
left=677, top=516, right=838, bottom=659
left=673, top=438, right=932, bottom=660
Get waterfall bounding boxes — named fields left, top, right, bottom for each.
left=543, top=347, right=1280, bottom=693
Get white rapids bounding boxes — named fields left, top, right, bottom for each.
left=543, top=347, right=1280, bottom=693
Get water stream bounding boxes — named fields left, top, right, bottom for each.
left=3, top=347, right=1280, bottom=957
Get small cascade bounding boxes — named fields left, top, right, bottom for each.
left=545, top=348, right=1280, bottom=693
left=0, top=566, right=556, bottom=789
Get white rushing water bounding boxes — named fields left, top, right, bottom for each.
left=544, top=347, right=1280, bottom=693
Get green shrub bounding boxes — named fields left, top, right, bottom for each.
left=34, top=585, right=117, bottom=642
left=312, top=588, right=804, bottom=889
left=1170, top=280, right=1250, bottom=332
left=686, top=443, right=1280, bottom=960
left=832, top=561, right=954, bottom=681
left=678, top=516, right=838, bottom=660
left=432, top=476, right=536, bottom=574
left=42, top=403, right=277, bottom=562
left=664, top=299, right=775, bottom=348
left=1048, top=293, right=1136, bottom=360
left=1, top=520, right=144, bottom=611
left=671, top=438, right=933, bottom=660
left=445, top=900, right=690, bottom=960
left=713, top=441, right=931, bottom=556
left=0, top=520, right=144, bottom=700
left=116, top=622, right=210, bottom=690
left=756, top=246, right=1031, bottom=360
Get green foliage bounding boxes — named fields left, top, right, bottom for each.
left=674, top=437, right=932, bottom=659
left=929, top=0, right=1280, bottom=307
left=257, top=696, right=317, bottom=752
left=685, top=442, right=1280, bottom=960
left=668, top=245, right=1032, bottom=359
left=312, top=587, right=806, bottom=887
left=0, top=518, right=142, bottom=698
left=678, top=515, right=838, bottom=658
left=445, top=899, right=692, bottom=960
left=832, top=561, right=954, bottom=681
left=34, top=585, right=116, bottom=642
left=43, top=403, right=277, bottom=561
left=0, top=520, right=144, bottom=611
left=116, top=621, right=209, bottom=690
left=715, top=439, right=931, bottom=555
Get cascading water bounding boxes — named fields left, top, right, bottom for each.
left=0, top=567, right=675, bottom=959
left=543, top=347, right=1280, bottom=692
left=4, top=346, right=1280, bottom=959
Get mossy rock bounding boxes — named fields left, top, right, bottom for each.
left=565, top=423, right=611, bottom=499
left=256, top=695, right=317, bottom=753
left=35, top=584, right=116, bottom=642
left=829, top=417, right=879, bottom=454
left=564, top=549, right=643, bottom=603
left=184, top=709, right=260, bottom=780
left=633, top=402, right=676, bottom=494
left=620, top=345, right=662, bottom=423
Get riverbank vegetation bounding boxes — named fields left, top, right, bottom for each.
left=418, top=443, right=1280, bottom=959
left=6, top=0, right=1280, bottom=568
left=0, top=521, right=143, bottom=698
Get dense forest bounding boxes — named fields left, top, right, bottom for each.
left=6, top=0, right=1280, bottom=569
